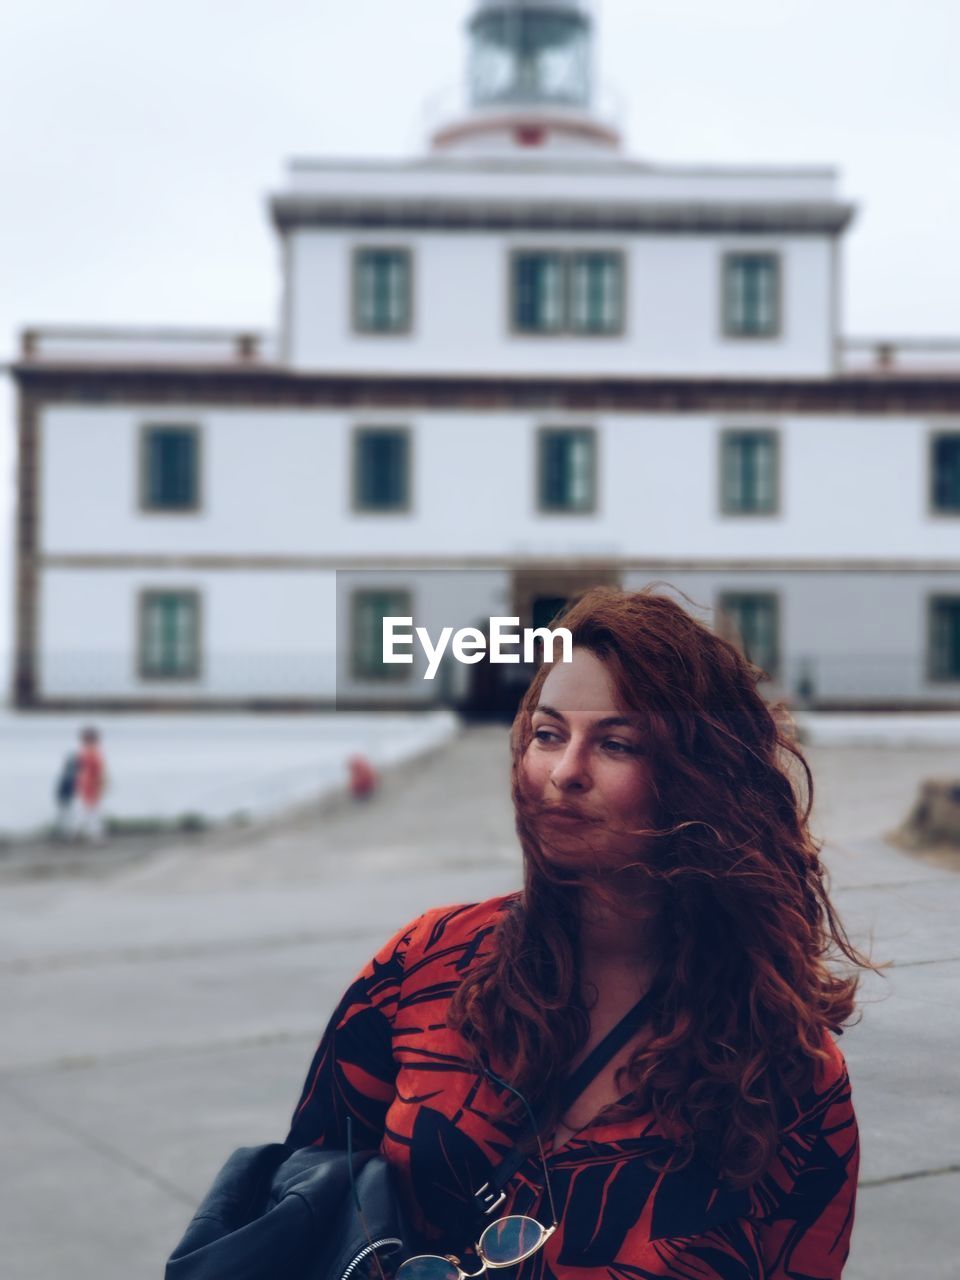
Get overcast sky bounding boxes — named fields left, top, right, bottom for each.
left=2, top=0, right=958, bottom=676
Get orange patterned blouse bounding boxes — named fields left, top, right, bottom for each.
left=287, top=895, right=859, bottom=1280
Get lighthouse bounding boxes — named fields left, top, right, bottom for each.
left=431, top=0, right=622, bottom=155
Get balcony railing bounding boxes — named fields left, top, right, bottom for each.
left=840, top=338, right=960, bottom=376
left=17, top=325, right=278, bottom=368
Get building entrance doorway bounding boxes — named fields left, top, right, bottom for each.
left=461, top=565, right=621, bottom=721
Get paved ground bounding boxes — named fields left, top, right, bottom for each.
left=0, top=725, right=958, bottom=1279
left=0, top=709, right=458, bottom=839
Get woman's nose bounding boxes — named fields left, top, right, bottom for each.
left=550, top=739, right=591, bottom=792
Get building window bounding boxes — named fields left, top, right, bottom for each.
left=142, top=426, right=200, bottom=511
left=931, top=434, right=960, bottom=513
left=139, top=591, right=200, bottom=680
left=512, top=250, right=625, bottom=335
left=353, top=428, right=411, bottom=512
left=354, top=248, right=412, bottom=334
left=570, top=253, right=624, bottom=334
left=718, top=593, right=780, bottom=680
left=720, top=430, right=779, bottom=515
left=513, top=252, right=566, bottom=333
left=929, top=597, right=960, bottom=681
left=352, top=590, right=412, bottom=682
left=538, top=428, right=597, bottom=513
left=723, top=253, right=781, bottom=338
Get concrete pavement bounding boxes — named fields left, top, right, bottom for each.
left=0, top=726, right=958, bottom=1278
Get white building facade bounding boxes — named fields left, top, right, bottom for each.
left=11, top=0, right=960, bottom=711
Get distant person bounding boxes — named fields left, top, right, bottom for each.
left=53, top=751, right=79, bottom=837
left=348, top=754, right=378, bottom=800
left=75, top=727, right=107, bottom=843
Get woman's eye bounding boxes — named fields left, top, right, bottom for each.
left=604, top=739, right=640, bottom=755
left=533, top=727, right=561, bottom=744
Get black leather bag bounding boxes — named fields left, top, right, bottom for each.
left=165, top=1143, right=411, bottom=1280
left=167, top=988, right=663, bottom=1279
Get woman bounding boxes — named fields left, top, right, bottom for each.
left=288, top=587, right=866, bottom=1279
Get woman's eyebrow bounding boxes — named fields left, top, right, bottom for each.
left=533, top=705, right=642, bottom=731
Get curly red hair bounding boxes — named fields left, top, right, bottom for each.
left=448, top=585, right=870, bottom=1187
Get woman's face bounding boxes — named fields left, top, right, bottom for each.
left=522, top=647, right=656, bottom=868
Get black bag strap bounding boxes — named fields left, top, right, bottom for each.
left=474, top=981, right=661, bottom=1218
left=555, top=980, right=660, bottom=1119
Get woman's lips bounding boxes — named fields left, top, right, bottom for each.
left=539, top=805, right=596, bottom=824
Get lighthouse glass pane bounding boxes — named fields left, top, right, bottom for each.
left=718, top=593, right=779, bottom=680
left=721, top=431, right=779, bottom=514
left=140, top=593, right=199, bottom=680
left=929, top=598, right=960, bottom=681
left=513, top=253, right=565, bottom=332
left=352, top=590, right=413, bottom=681
left=539, top=429, right=596, bottom=512
left=470, top=9, right=590, bottom=107
left=570, top=254, right=623, bottom=333
left=723, top=253, right=780, bottom=337
left=931, top=435, right=960, bottom=512
left=355, top=249, right=411, bottom=333
left=354, top=429, right=410, bottom=512
left=144, top=426, right=199, bottom=510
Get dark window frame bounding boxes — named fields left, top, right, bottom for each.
left=536, top=426, right=599, bottom=515
left=350, top=588, right=415, bottom=683
left=568, top=250, right=627, bottom=336
left=717, top=591, right=781, bottom=681
left=352, top=426, right=413, bottom=514
left=137, top=589, right=202, bottom=682
left=929, top=431, right=960, bottom=515
left=927, top=595, right=960, bottom=683
left=721, top=251, right=783, bottom=340
left=510, top=248, right=626, bottom=337
left=719, top=427, right=781, bottom=516
left=352, top=246, right=414, bottom=336
left=139, top=424, right=202, bottom=514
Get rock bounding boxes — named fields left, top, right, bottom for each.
left=897, top=779, right=960, bottom=848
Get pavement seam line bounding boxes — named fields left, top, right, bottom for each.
left=0, top=1076, right=199, bottom=1207
left=0, top=924, right=395, bottom=976
left=859, top=1163, right=960, bottom=1188
left=0, top=1026, right=322, bottom=1078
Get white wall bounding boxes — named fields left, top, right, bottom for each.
left=35, top=562, right=960, bottom=704
left=623, top=569, right=960, bottom=704
left=285, top=229, right=835, bottom=377
left=39, top=568, right=338, bottom=700
left=40, top=405, right=960, bottom=561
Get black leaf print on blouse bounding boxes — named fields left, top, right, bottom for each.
left=408, top=1105, right=497, bottom=1246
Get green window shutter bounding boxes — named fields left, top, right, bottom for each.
left=356, top=430, right=409, bottom=511
left=146, top=428, right=197, bottom=509
left=514, top=253, right=565, bottom=332
left=720, top=593, right=780, bottom=679
left=352, top=590, right=412, bottom=681
left=932, top=436, right=960, bottom=512
left=539, top=429, right=595, bottom=512
left=357, top=251, right=411, bottom=332
left=142, top=593, right=199, bottom=679
left=571, top=254, right=622, bottom=333
left=722, top=432, right=778, bottom=514
left=930, top=599, right=960, bottom=681
left=725, top=255, right=779, bottom=336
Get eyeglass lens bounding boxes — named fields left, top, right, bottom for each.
left=478, top=1215, right=547, bottom=1265
left=394, top=1256, right=461, bottom=1280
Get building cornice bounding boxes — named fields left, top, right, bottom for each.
left=269, top=196, right=855, bottom=236
left=267, top=194, right=855, bottom=238
left=37, top=553, right=960, bottom=573
left=10, top=366, right=960, bottom=413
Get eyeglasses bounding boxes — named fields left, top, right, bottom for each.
left=347, top=1073, right=558, bottom=1280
